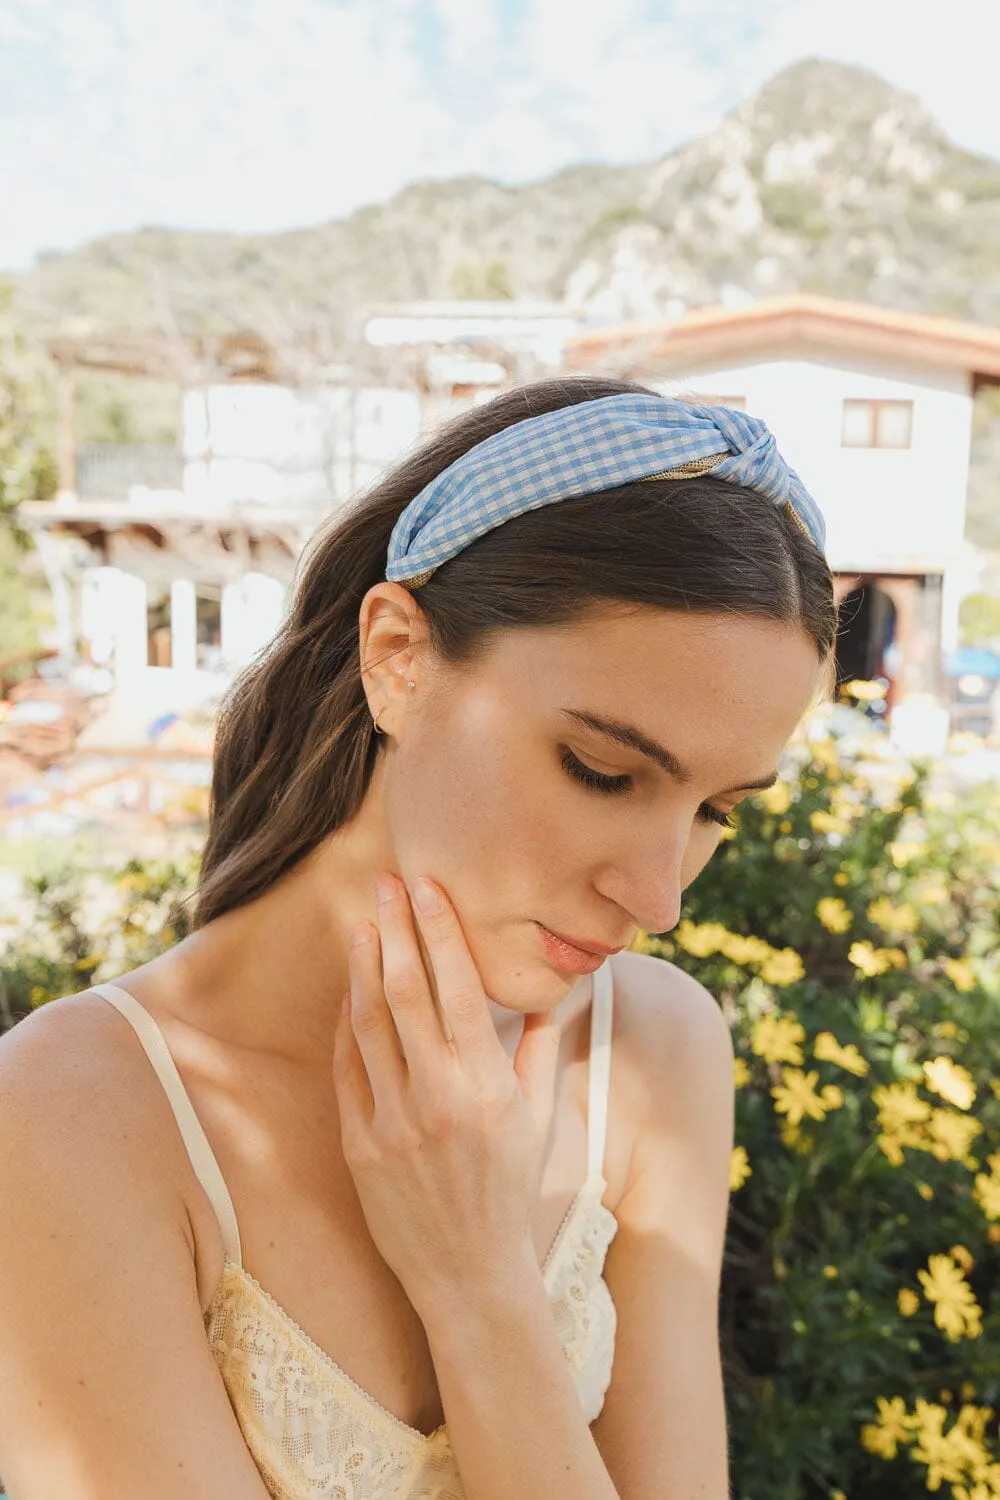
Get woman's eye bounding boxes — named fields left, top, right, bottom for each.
left=697, top=803, right=737, bottom=830
left=560, top=748, right=634, bottom=797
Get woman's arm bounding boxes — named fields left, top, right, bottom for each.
left=421, top=1249, right=620, bottom=1500
left=413, top=954, right=733, bottom=1500
left=591, top=955, right=734, bottom=1499
left=0, top=999, right=273, bottom=1500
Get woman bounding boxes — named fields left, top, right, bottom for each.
left=0, top=379, right=834, bottom=1499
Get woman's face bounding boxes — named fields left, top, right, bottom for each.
left=375, top=602, right=822, bottom=1013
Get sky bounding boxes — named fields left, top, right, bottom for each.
left=3, top=0, right=999, bottom=273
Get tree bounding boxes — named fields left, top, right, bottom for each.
left=0, top=285, right=58, bottom=667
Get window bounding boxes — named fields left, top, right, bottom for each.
left=842, top=399, right=913, bottom=449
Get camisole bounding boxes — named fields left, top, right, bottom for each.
left=91, top=962, right=619, bottom=1499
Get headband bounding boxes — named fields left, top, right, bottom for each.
left=385, top=393, right=825, bottom=587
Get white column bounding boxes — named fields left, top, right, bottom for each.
left=221, top=581, right=245, bottom=666
left=114, top=573, right=149, bottom=683
left=170, top=578, right=197, bottom=673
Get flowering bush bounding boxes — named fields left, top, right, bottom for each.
left=637, top=735, right=1000, bottom=1499
left=0, top=854, right=197, bottom=1025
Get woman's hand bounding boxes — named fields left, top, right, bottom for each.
left=332, top=871, right=561, bottom=1323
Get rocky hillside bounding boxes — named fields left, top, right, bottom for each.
left=7, top=58, right=1000, bottom=547
left=12, top=59, right=1000, bottom=343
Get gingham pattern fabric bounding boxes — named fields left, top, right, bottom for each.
left=385, top=394, right=825, bottom=583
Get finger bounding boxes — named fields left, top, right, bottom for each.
left=407, top=877, right=507, bottom=1074
left=332, top=993, right=374, bottom=1138
left=513, top=1011, right=561, bottom=1137
left=374, top=874, right=456, bottom=1071
left=347, top=920, right=408, bottom=1112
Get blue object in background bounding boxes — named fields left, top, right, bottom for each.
left=945, top=647, right=1000, bottom=679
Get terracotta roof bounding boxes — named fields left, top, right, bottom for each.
left=565, top=294, right=1000, bottom=385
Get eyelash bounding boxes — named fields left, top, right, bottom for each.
left=559, top=748, right=736, bottom=829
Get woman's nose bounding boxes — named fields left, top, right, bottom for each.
left=595, top=834, right=686, bottom=938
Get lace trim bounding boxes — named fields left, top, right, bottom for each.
left=205, top=1182, right=619, bottom=1473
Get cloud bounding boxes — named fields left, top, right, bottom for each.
left=1, top=0, right=998, bottom=271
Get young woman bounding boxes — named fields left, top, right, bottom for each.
left=0, top=379, right=834, bottom=1500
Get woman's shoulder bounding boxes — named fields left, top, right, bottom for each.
left=0, top=987, right=199, bottom=1247
left=609, top=948, right=734, bottom=1125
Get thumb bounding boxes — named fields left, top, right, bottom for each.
left=513, top=1010, right=561, bottom=1134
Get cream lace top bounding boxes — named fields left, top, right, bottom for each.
left=92, top=962, right=619, bottom=1499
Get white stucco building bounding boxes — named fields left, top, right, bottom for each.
left=566, top=295, right=1000, bottom=711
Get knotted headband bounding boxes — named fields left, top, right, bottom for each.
left=385, top=393, right=826, bottom=587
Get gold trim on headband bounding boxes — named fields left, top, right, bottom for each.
left=397, top=567, right=436, bottom=589
left=642, top=454, right=726, bottom=480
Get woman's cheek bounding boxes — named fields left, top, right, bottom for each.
left=681, top=824, right=725, bottom=890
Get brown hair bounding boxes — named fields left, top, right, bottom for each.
left=195, top=376, right=835, bottom=926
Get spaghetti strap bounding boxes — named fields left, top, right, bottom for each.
left=585, top=959, right=615, bottom=1187
left=90, top=982, right=243, bottom=1267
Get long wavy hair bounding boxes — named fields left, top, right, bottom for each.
left=194, top=376, right=836, bottom=927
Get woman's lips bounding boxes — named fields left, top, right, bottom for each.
left=536, top=923, right=616, bottom=975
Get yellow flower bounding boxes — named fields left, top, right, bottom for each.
left=758, top=948, right=805, bottom=986
left=950, top=1244, right=975, bottom=1274
left=729, top=1146, right=752, bottom=1191
left=810, top=810, right=841, bottom=834
left=861, top=1395, right=914, bottom=1459
left=720, top=933, right=774, bottom=966
left=752, top=1014, right=806, bottom=1066
left=628, top=930, right=654, bottom=954
left=926, top=1108, right=982, bottom=1166
left=844, top=678, right=885, bottom=702
left=833, top=870, right=850, bottom=886
left=848, top=941, right=907, bottom=977
left=923, top=1057, right=977, bottom=1111
left=973, top=1152, right=1000, bottom=1221
left=672, top=920, right=735, bottom=958
left=910, top=1400, right=993, bottom=1493
left=874, top=1082, right=932, bottom=1134
left=772, top=1068, right=843, bottom=1126
left=823, top=1264, right=839, bottom=1279
left=733, top=1057, right=751, bottom=1088
left=943, top=958, right=978, bottom=993
left=917, top=1183, right=935, bottom=1201
left=758, top=782, right=791, bottom=816
left=867, top=896, right=919, bottom=936
left=935, top=1021, right=959, bottom=1039
left=898, top=1287, right=920, bottom=1316
left=917, top=1255, right=983, bottom=1342
left=814, top=1031, right=869, bottom=1077
left=816, top=897, right=853, bottom=933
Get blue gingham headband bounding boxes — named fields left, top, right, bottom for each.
left=385, top=393, right=825, bottom=586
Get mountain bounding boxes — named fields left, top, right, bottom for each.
left=12, top=60, right=1000, bottom=343
left=6, top=58, right=1000, bottom=546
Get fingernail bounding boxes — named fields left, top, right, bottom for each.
left=411, top=878, right=442, bottom=915
left=351, top=921, right=373, bottom=946
left=376, top=872, right=398, bottom=904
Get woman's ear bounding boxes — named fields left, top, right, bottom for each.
left=358, top=582, right=426, bottom=738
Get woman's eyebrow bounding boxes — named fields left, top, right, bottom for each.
left=559, top=709, right=779, bottom=794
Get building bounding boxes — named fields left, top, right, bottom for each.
left=565, top=294, right=1000, bottom=718
left=18, top=304, right=580, bottom=744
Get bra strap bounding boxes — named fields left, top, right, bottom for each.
left=91, top=983, right=243, bottom=1266
left=585, top=959, right=615, bottom=1186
